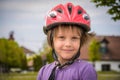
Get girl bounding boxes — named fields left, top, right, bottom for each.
left=37, top=2, right=97, bottom=80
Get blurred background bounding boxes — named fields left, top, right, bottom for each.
left=0, top=0, right=120, bottom=80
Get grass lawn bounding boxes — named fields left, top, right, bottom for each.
left=0, top=72, right=37, bottom=80
left=0, top=71, right=120, bottom=80
left=98, top=71, right=120, bottom=80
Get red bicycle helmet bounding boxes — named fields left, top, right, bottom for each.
left=44, top=2, right=90, bottom=34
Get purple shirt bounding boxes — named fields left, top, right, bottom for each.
left=37, top=59, right=97, bottom=80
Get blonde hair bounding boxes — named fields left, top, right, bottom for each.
left=47, top=24, right=95, bottom=48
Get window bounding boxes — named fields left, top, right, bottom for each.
left=99, top=38, right=109, bottom=54
left=118, top=64, right=120, bottom=69
left=102, top=64, right=111, bottom=71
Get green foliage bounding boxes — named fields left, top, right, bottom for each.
left=91, top=0, right=120, bottom=21
left=33, top=41, right=54, bottom=71
left=33, top=55, right=42, bottom=71
left=40, top=41, right=54, bottom=63
left=88, top=38, right=101, bottom=62
left=0, top=38, right=27, bottom=69
left=46, top=48, right=54, bottom=63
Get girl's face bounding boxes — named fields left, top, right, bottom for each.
left=53, top=26, right=81, bottom=64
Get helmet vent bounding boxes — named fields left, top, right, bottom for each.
left=49, top=11, right=57, bottom=18
left=67, top=5, right=72, bottom=14
left=56, top=8, right=62, bottom=13
left=50, top=13, right=56, bottom=18
left=78, top=10, right=82, bottom=14
left=83, top=14, right=89, bottom=20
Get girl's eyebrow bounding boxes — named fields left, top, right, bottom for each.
left=56, top=33, right=64, bottom=35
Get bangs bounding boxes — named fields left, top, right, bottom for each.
left=53, top=25, right=83, bottom=37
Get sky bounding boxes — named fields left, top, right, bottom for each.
left=0, top=0, right=120, bottom=53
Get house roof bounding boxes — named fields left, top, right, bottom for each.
left=80, top=35, right=120, bottom=61
left=21, top=46, right=35, bottom=54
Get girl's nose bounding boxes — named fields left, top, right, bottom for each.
left=65, top=40, right=72, bottom=47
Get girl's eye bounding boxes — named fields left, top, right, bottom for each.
left=58, top=36, right=65, bottom=39
left=72, top=37, right=80, bottom=40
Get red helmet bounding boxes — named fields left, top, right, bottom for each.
left=44, top=2, right=90, bottom=33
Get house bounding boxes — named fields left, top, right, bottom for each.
left=80, top=35, right=120, bottom=72
left=21, top=46, right=35, bottom=71
left=21, top=46, right=35, bottom=59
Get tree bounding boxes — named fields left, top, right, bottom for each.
left=33, top=41, right=54, bottom=71
left=46, top=48, right=54, bottom=63
left=33, top=55, right=42, bottom=71
left=88, top=38, right=101, bottom=66
left=0, top=38, right=27, bottom=72
left=41, top=41, right=54, bottom=64
left=91, top=0, right=120, bottom=21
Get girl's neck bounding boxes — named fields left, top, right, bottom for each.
left=58, top=57, right=79, bottom=66
left=58, top=58, right=69, bottom=65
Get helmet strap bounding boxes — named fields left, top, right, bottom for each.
left=52, top=45, right=81, bottom=69
left=50, top=28, right=82, bottom=68
left=49, top=29, right=82, bottom=80
left=57, top=36, right=82, bottom=68
left=52, top=49, right=58, bottom=61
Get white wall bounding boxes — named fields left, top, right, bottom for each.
left=95, top=61, right=120, bottom=72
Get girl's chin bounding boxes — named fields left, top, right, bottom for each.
left=59, top=57, right=73, bottom=61
left=58, top=54, right=75, bottom=62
